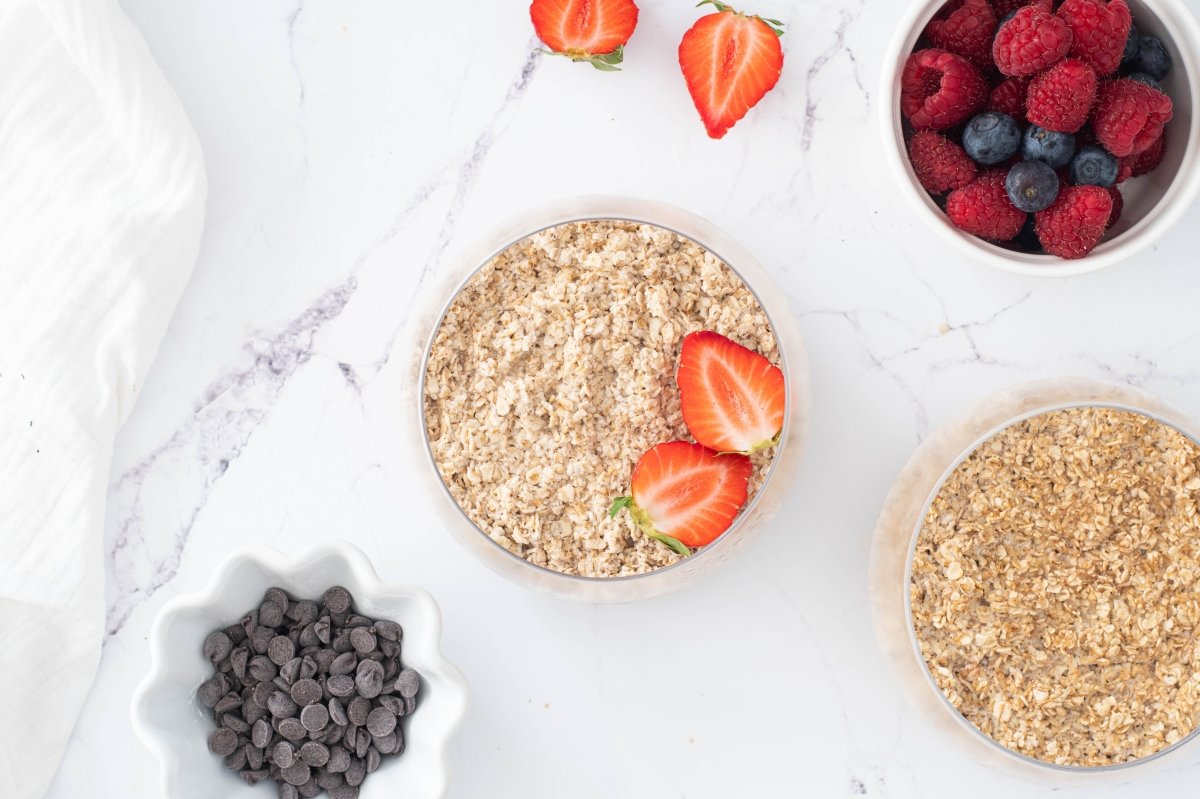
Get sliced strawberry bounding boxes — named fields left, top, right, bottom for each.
left=610, top=441, right=752, bottom=551
left=530, top=0, right=639, bottom=71
left=677, top=331, right=784, bottom=453
left=678, top=2, right=785, bottom=139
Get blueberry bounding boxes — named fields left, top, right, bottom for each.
left=1006, top=160, right=1060, bottom=213
left=1128, top=36, right=1172, bottom=81
left=1069, top=145, right=1119, bottom=187
left=1122, top=22, right=1140, bottom=66
left=1022, top=126, right=1076, bottom=169
left=1013, top=216, right=1043, bottom=253
left=963, top=112, right=1022, bottom=166
left=1127, top=72, right=1162, bottom=91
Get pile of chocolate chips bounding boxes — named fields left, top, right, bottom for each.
left=195, top=586, right=421, bottom=799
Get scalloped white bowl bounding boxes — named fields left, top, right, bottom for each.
left=131, top=542, right=467, bottom=799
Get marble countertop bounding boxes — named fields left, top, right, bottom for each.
left=47, top=0, right=1200, bottom=796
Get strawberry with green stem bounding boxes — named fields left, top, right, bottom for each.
left=610, top=441, right=752, bottom=555
left=530, top=0, right=640, bottom=71
left=678, top=1, right=785, bottom=138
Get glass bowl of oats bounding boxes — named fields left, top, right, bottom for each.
left=406, top=196, right=809, bottom=602
left=870, top=378, right=1200, bottom=780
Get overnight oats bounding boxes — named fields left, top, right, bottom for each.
left=422, top=219, right=784, bottom=578
left=910, top=406, right=1200, bottom=767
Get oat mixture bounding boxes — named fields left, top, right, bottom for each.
left=911, top=407, right=1200, bottom=767
left=423, top=220, right=778, bottom=577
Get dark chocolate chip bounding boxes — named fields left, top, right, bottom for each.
left=208, top=728, right=239, bottom=757
left=326, top=675, right=355, bottom=697
left=300, top=704, right=329, bottom=733
left=299, top=741, right=330, bottom=767
left=347, top=697, right=370, bottom=727
left=349, top=627, right=376, bottom=654
left=204, top=632, right=233, bottom=662
left=281, top=761, right=311, bottom=786
left=395, top=668, right=420, bottom=698
left=279, top=718, right=308, bottom=742
left=273, top=741, right=297, bottom=768
left=268, top=636, right=296, bottom=666
left=322, top=586, right=352, bottom=615
left=355, top=660, right=384, bottom=699
left=365, top=707, right=396, bottom=737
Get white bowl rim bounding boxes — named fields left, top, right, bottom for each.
left=415, top=194, right=811, bottom=588
left=880, top=0, right=1200, bottom=276
left=129, top=540, right=469, bottom=798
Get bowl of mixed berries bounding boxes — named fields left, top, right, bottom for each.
left=883, top=0, right=1200, bottom=274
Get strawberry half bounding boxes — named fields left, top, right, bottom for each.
left=530, top=0, right=639, bottom=71
left=678, top=1, right=785, bottom=139
left=677, top=331, right=784, bottom=454
left=610, top=441, right=752, bottom=553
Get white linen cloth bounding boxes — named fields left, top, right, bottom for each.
left=0, top=0, right=205, bottom=795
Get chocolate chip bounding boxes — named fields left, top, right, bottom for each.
left=273, top=741, right=297, bottom=768
left=224, top=746, right=247, bottom=771
left=327, top=745, right=351, bottom=773
left=281, top=761, right=311, bottom=786
left=326, top=675, right=355, bottom=697
left=222, top=713, right=250, bottom=733
left=322, top=586, right=352, bottom=614
left=268, top=691, right=298, bottom=719
left=213, top=692, right=242, bottom=716
left=297, top=778, right=321, bottom=798
left=328, top=697, right=348, bottom=727
left=300, top=704, right=329, bottom=732
left=365, top=707, right=396, bottom=737
left=208, top=728, right=239, bottom=757
left=204, top=632, right=233, bottom=662
left=279, top=656, right=302, bottom=684
left=377, top=695, right=404, bottom=716
left=366, top=746, right=380, bottom=774
left=346, top=757, right=367, bottom=787
left=248, top=654, right=277, bottom=683
left=251, top=626, right=275, bottom=655
left=355, top=731, right=370, bottom=759
left=298, top=624, right=320, bottom=648
left=246, top=744, right=264, bottom=770
left=290, top=678, right=322, bottom=706
left=314, top=618, right=331, bottom=645
left=317, top=770, right=344, bottom=791
left=355, top=660, right=384, bottom=699
left=331, top=632, right=353, bottom=654
left=279, top=784, right=299, bottom=799
left=252, top=681, right=275, bottom=709
left=259, top=602, right=284, bottom=628
left=299, top=741, right=330, bottom=767
left=373, top=621, right=401, bottom=642
left=395, top=669, right=420, bottom=698
left=329, top=652, right=358, bottom=676
left=349, top=627, right=376, bottom=654
left=279, top=718, right=307, bottom=742
left=264, top=587, right=290, bottom=611
left=251, top=718, right=272, bottom=749
left=329, top=785, right=359, bottom=799
left=291, top=600, right=319, bottom=626
left=268, top=636, right=296, bottom=666
left=197, top=678, right=224, bottom=709
left=372, top=731, right=398, bottom=755
left=230, top=647, right=249, bottom=681
left=347, top=697, right=370, bottom=727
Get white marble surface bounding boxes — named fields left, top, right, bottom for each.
left=45, top=0, right=1200, bottom=796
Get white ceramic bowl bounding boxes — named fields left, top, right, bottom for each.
left=881, top=0, right=1200, bottom=276
left=131, top=542, right=467, bottom=799
left=869, top=378, right=1200, bottom=783
left=403, top=196, right=810, bottom=603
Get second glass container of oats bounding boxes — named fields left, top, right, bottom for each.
left=871, top=378, right=1200, bottom=781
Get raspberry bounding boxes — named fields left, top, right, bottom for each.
left=989, top=77, right=1028, bottom=117
left=993, top=6, right=1073, bottom=77
left=1115, top=155, right=1134, bottom=183
left=1130, top=131, right=1165, bottom=175
left=1106, top=185, right=1123, bottom=229
left=1057, top=0, right=1132, bottom=76
left=901, top=49, right=988, bottom=131
left=924, top=0, right=996, bottom=66
left=946, top=170, right=1026, bottom=241
left=908, top=130, right=978, bottom=193
left=1035, top=184, right=1113, bottom=258
left=1091, top=78, right=1172, bottom=156
left=992, top=0, right=1052, bottom=17
left=1026, top=59, right=1098, bottom=133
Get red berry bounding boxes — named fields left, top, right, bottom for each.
left=1035, top=184, right=1113, bottom=258
left=1091, top=78, right=1173, bottom=157
left=989, top=77, right=1029, bottom=117
left=925, top=0, right=996, bottom=66
left=1026, top=59, right=1098, bottom=133
left=992, top=0, right=1052, bottom=16
left=1115, top=155, right=1134, bottom=183
left=908, top=130, right=978, bottom=193
left=946, top=170, right=1026, bottom=241
left=1106, top=185, right=1123, bottom=229
left=1056, top=0, right=1132, bottom=77
left=993, top=6, right=1074, bottom=77
left=1130, top=131, right=1166, bottom=176
left=901, top=49, right=988, bottom=131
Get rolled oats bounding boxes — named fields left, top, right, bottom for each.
left=423, top=220, right=778, bottom=577
left=911, top=407, right=1200, bottom=766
